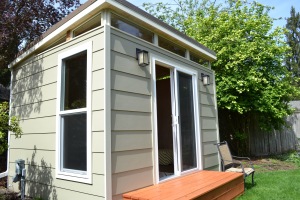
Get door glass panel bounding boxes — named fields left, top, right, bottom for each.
left=156, top=65, right=175, bottom=180
left=178, top=72, right=197, bottom=171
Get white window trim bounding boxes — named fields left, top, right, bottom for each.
left=56, top=42, right=92, bottom=184
left=151, top=55, right=202, bottom=184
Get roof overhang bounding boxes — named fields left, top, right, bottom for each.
left=9, top=0, right=216, bottom=68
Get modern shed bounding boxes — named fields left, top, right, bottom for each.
left=6, top=0, right=220, bottom=199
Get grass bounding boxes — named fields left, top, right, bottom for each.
left=237, top=151, right=300, bottom=200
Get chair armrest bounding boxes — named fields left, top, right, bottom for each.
left=232, top=156, right=254, bottom=169
left=222, top=159, right=243, bottom=170
left=232, top=156, right=251, bottom=161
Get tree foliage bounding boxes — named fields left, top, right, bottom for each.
left=144, top=0, right=300, bottom=154
left=0, top=102, right=22, bottom=155
left=0, top=0, right=81, bottom=86
left=285, top=6, right=300, bottom=79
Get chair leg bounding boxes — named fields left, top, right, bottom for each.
left=252, top=172, right=255, bottom=186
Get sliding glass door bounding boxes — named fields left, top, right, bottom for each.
left=156, top=64, right=198, bottom=181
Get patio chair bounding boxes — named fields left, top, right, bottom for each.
left=215, top=141, right=255, bottom=186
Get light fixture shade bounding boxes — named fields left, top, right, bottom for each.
left=136, top=49, right=149, bottom=67
left=201, top=73, right=210, bottom=86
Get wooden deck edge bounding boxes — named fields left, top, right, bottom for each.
left=194, top=174, right=244, bottom=200
left=122, top=171, right=244, bottom=200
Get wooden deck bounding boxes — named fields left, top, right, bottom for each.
left=123, top=170, right=244, bottom=200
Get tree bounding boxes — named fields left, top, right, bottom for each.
left=0, top=0, right=81, bottom=87
left=0, top=102, right=22, bottom=155
left=144, top=0, right=300, bottom=154
left=285, top=6, right=300, bottom=79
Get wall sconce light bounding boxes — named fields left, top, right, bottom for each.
left=136, top=48, right=149, bottom=67
left=201, top=73, right=210, bottom=86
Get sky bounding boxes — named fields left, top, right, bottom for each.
left=125, top=0, right=300, bottom=28
left=79, top=0, right=300, bottom=28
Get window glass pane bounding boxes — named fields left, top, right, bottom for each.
left=73, top=15, right=101, bottom=37
left=62, top=113, right=87, bottom=171
left=62, top=51, right=87, bottom=110
left=190, top=52, right=209, bottom=68
left=158, top=36, right=186, bottom=57
left=178, top=72, right=197, bottom=171
left=111, top=13, right=153, bottom=43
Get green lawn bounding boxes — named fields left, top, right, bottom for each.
left=237, top=168, right=300, bottom=200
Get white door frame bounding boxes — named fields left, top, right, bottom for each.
left=151, top=56, right=202, bottom=184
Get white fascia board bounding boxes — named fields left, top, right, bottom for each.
left=8, top=0, right=105, bottom=68
left=107, top=0, right=216, bottom=60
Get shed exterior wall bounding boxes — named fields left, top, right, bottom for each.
left=110, top=28, right=219, bottom=199
left=9, top=27, right=106, bottom=199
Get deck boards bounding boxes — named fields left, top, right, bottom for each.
left=123, top=170, right=244, bottom=200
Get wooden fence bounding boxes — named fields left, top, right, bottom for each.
left=249, top=120, right=298, bottom=156
left=219, top=101, right=300, bottom=156
left=249, top=101, right=299, bottom=156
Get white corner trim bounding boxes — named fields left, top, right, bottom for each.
left=103, top=9, right=113, bottom=200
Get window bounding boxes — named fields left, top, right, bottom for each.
left=57, top=42, right=92, bottom=183
left=190, top=52, right=210, bottom=68
left=158, top=36, right=186, bottom=57
left=73, top=14, right=101, bottom=37
left=111, top=13, right=153, bottom=43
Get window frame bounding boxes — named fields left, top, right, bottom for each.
left=56, top=42, right=92, bottom=183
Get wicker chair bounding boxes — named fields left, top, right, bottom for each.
left=216, top=141, right=255, bottom=186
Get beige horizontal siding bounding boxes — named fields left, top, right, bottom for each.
left=92, top=131, right=105, bottom=153
left=93, top=153, right=105, bottom=174
left=200, top=92, right=215, bottom=106
left=201, top=117, right=217, bottom=130
left=92, top=110, right=104, bottom=131
left=201, top=105, right=217, bottom=118
left=9, top=133, right=55, bottom=150
left=92, top=89, right=104, bottom=110
left=18, top=116, right=55, bottom=134
left=111, top=90, right=151, bottom=112
left=92, top=69, right=105, bottom=91
left=92, top=49, right=105, bottom=71
left=9, top=149, right=55, bottom=168
left=111, top=70, right=151, bottom=95
left=9, top=153, right=104, bottom=176
left=13, top=54, right=58, bottom=82
left=198, top=81, right=215, bottom=95
left=8, top=171, right=105, bottom=197
left=23, top=181, right=105, bottom=200
left=11, top=99, right=56, bottom=120
left=11, top=83, right=56, bottom=108
left=111, top=111, right=151, bottom=131
left=112, top=167, right=153, bottom=196
left=111, top=149, right=153, bottom=174
left=111, top=50, right=151, bottom=78
left=203, top=142, right=218, bottom=155
left=202, top=130, right=218, bottom=142
left=111, top=34, right=138, bottom=58
left=203, top=153, right=219, bottom=169
left=112, top=131, right=152, bottom=152
left=12, top=66, right=57, bottom=95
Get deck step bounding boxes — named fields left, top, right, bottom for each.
left=123, top=170, right=244, bottom=200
